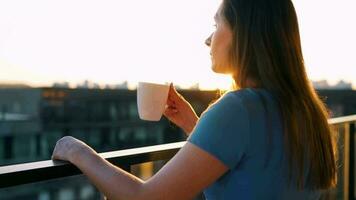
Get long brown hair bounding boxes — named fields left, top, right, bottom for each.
left=221, top=0, right=337, bottom=190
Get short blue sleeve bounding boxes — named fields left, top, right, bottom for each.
left=187, top=92, right=249, bottom=169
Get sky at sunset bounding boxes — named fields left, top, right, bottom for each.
left=0, top=0, right=355, bottom=90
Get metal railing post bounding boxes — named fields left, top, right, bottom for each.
left=349, top=122, right=355, bottom=200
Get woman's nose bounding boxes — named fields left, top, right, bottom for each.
left=205, top=34, right=212, bottom=47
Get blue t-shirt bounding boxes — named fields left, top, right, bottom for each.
left=188, top=88, right=321, bottom=200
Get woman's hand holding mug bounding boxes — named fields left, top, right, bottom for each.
left=164, top=83, right=199, bottom=135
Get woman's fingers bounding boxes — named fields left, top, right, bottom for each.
left=165, top=106, right=178, bottom=113
left=167, top=97, right=175, bottom=106
left=169, top=83, right=182, bottom=100
left=164, top=107, right=178, bottom=118
left=52, top=140, right=65, bottom=160
left=51, top=136, right=86, bottom=162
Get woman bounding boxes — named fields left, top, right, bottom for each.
left=52, top=0, right=337, bottom=199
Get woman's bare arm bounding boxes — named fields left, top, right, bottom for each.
left=53, top=137, right=228, bottom=200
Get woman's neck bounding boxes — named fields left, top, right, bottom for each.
left=233, top=77, right=260, bottom=89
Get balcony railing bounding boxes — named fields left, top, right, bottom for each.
left=0, top=115, right=355, bottom=199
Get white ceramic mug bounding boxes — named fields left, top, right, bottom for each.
left=137, top=82, right=170, bottom=121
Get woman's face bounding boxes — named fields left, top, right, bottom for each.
left=205, top=5, right=234, bottom=74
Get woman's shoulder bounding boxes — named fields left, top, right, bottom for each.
left=216, top=88, right=266, bottom=105
left=202, top=89, right=251, bottom=117
left=207, top=87, right=276, bottom=115
left=227, top=87, right=272, bottom=98
left=207, top=90, right=244, bottom=111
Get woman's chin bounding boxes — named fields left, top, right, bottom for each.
left=211, top=65, right=228, bottom=75
left=211, top=64, right=221, bottom=74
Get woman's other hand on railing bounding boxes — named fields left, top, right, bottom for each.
left=163, top=83, right=199, bottom=136
left=52, top=136, right=94, bottom=163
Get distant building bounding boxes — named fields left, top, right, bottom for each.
left=334, top=80, right=353, bottom=90
left=113, top=81, right=129, bottom=89
left=312, top=80, right=353, bottom=90
left=52, top=82, right=70, bottom=88
left=0, top=83, right=31, bottom=88
left=312, top=80, right=331, bottom=89
left=189, top=83, right=200, bottom=90
left=0, top=88, right=42, bottom=135
left=92, top=83, right=101, bottom=89
left=76, top=80, right=102, bottom=89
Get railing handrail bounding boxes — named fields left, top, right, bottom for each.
left=0, top=141, right=185, bottom=188
left=328, top=114, right=356, bottom=125
left=0, top=114, right=355, bottom=189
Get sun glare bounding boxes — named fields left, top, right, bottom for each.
left=0, top=0, right=354, bottom=89
left=198, top=74, right=234, bottom=91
